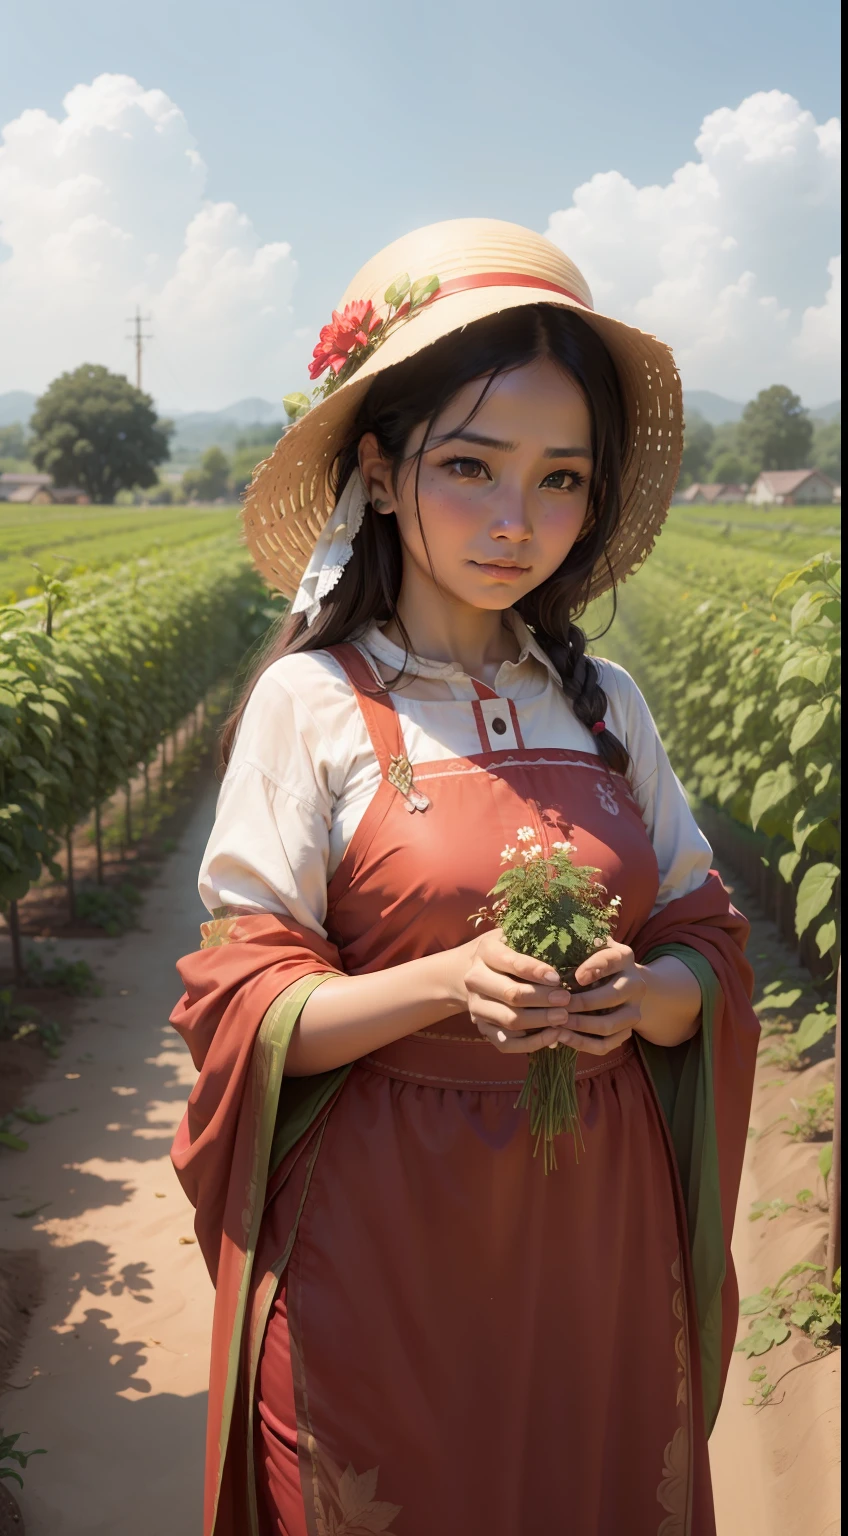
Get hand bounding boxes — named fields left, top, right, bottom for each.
left=558, top=941, right=646, bottom=1056
left=457, top=929, right=573, bottom=1054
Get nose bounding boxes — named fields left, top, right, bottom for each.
left=489, top=490, right=533, bottom=543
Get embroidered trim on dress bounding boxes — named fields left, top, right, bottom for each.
left=656, top=1251, right=693, bottom=1534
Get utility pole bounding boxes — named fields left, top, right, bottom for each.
left=126, top=305, right=153, bottom=391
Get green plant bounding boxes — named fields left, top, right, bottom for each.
left=749, top=556, right=841, bottom=961
left=749, top=1189, right=814, bottom=1222
left=785, top=1082, right=835, bottom=1141
left=0, top=541, right=270, bottom=919
left=736, top=1261, right=840, bottom=1360
left=75, top=882, right=142, bottom=937
left=587, top=546, right=841, bottom=974
left=759, top=1003, right=838, bottom=1070
left=24, top=946, right=99, bottom=995
left=0, top=990, right=65, bottom=1060
left=0, top=1103, right=52, bottom=1153
left=0, top=1432, right=46, bottom=1488
left=0, top=1116, right=28, bottom=1152
left=472, top=830, right=621, bottom=1171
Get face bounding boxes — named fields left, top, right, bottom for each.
left=359, top=356, right=594, bottom=613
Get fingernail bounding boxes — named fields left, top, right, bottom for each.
left=496, top=1029, right=507, bottom=1043
left=549, top=990, right=571, bottom=1004
left=543, top=970, right=559, bottom=984
left=548, top=1009, right=569, bottom=1024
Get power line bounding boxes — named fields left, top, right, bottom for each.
left=125, top=306, right=153, bottom=391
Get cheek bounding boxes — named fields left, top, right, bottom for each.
left=535, top=499, right=589, bottom=554
left=397, top=481, right=478, bottom=551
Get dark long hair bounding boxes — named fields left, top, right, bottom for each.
left=223, top=304, right=631, bottom=773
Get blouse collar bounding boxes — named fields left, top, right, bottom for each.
left=360, top=611, right=561, bottom=691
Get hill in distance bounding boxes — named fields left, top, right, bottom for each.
left=686, top=390, right=840, bottom=426
left=1, top=388, right=840, bottom=456
left=0, top=391, right=38, bottom=427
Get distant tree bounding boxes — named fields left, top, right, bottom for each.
left=737, top=385, right=813, bottom=473
left=230, top=441, right=278, bottom=496
left=812, top=420, right=841, bottom=483
left=678, top=412, right=714, bottom=487
left=146, top=483, right=175, bottom=505
left=709, top=451, right=752, bottom=486
left=235, top=424, right=284, bottom=450
left=30, top=365, right=172, bottom=504
left=183, top=446, right=231, bottom=502
left=0, top=423, right=30, bottom=460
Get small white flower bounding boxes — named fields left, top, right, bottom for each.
left=551, top=840, right=575, bottom=854
left=609, top=894, right=622, bottom=908
left=516, top=826, right=535, bottom=843
left=529, top=844, right=543, bottom=857
left=500, top=845, right=518, bottom=863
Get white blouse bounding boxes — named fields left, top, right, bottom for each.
left=199, top=614, right=712, bottom=938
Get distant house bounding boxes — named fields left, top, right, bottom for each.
left=747, top=469, right=836, bottom=506
left=681, top=482, right=748, bottom=506
left=0, top=472, right=89, bottom=505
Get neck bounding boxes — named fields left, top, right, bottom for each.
left=384, top=563, right=519, bottom=685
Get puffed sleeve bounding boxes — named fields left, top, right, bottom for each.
left=198, top=658, right=343, bottom=938
left=598, top=659, right=713, bottom=913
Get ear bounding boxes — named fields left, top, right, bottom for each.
left=358, top=433, right=395, bottom=515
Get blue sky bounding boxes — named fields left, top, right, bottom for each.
left=0, top=0, right=841, bottom=408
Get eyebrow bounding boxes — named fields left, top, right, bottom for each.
left=441, top=430, right=592, bottom=459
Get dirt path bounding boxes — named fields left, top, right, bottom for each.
left=0, top=781, right=217, bottom=1536
left=708, top=876, right=840, bottom=1536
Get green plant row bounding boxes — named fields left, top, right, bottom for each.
left=0, top=503, right=237, bottom=603
left=0, top=541, right=273, bottom=906
left=589, top=552, right=841, bottom=973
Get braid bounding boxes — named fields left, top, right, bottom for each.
left=536, top=622, right=630, bottom=777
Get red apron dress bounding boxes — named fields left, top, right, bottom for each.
left=249, top=643, right=714, bottom=1535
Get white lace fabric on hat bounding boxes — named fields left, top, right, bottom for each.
left=290, top=470, right=370, bottom=627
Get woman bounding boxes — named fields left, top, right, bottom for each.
left=170, top=219, right=759, bottom=1536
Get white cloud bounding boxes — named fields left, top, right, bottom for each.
left=0, top=74, right=297, bottom=409
left=545, top=91, right=841, bottom=403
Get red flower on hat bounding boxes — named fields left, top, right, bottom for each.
left=308, top=300, right=384, bottom=381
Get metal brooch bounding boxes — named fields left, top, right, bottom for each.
left=387, top=753, right=430, bottom=813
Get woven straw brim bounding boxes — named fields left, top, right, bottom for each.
left=243, top=281, right=682, bottom=605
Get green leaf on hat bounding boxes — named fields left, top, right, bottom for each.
left=408, top=274, right=440, bottom=309
left=282, top=392, right=311, bottom=422
left=384, top=273, right=411, bottom=308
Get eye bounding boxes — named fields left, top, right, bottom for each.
left=442, top=456, right=490, bottom=481
left=541, top=468, right=588, bottom=491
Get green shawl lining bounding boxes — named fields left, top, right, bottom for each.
left=639, top=943, right=724, bottom=1435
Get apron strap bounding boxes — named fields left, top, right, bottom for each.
left=327, top=642, right=406, bottom=780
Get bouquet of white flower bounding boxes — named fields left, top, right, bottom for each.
left=473, top=829, right=622, bottom=1171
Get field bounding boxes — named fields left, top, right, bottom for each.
left=0, top=503, right=243, bottom=602
left=587, top=502, right=841, bottom=643
left=586, top=504, right=840, bottom=974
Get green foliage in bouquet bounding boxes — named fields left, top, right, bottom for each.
left=476, top=828, right=621, bottom=1171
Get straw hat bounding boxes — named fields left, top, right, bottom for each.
left=243, top=218, right=682, bottom=602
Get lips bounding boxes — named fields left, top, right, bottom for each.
left=471, top=560, right=530, bottom=579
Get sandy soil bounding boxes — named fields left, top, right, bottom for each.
left=708, top=882, right=840, bottom=1536
left=0, top=780, right=217, bottom=1536
left=0, top=779, right=839, bottom=1534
